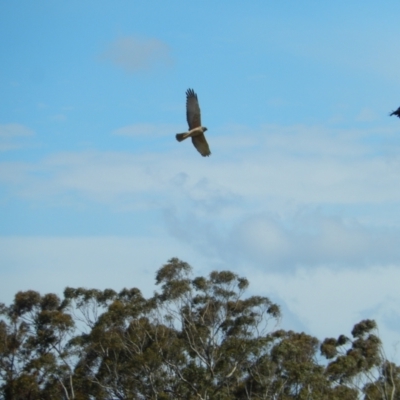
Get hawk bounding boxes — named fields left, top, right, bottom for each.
left=390, top=107, right=400, bottom=118
left=176, top=89, right=211, bottom=157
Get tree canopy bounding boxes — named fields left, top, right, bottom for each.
left=0, top=258, right=398, bottom=399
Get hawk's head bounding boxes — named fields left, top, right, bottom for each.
left=203, top=127, right=208, bottom=132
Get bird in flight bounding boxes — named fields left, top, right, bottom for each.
left=176, top=89, right=211, bottom=157
left=390, top=107, right=400, bottom=118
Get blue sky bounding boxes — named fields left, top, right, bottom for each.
left=2, top=0, right=400, bottom=357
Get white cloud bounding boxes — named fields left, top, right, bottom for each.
left=355, top=108, right=378, bottom=122
left=0, top=152, right=162, bottom=207
left=247, top=265, right=400, bottom=359
left=0, top=123, right=34, bottom=138
left=0, top=236, right=207, bottom=305
left=1, top=235, right=399, bottom=361
left=163, top=205, right=400, bottom=272
left=2, top=118, right=400, bottom=357
left=2, top=123, right=400, bottom=268
left=100, top=36, right=173, bottom=73
left=0, top=123, right=34, bottom=151
left=50, top=114, right=67, bottom=122
left=227, top=213, right=400, bottom=269
left=3, top=123, right=400, bottom=206
left=112, top=123, right=180, bottom=137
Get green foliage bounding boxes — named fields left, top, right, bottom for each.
left=0, top=291, right=76, bottom=399
left=322, top=318, right=383, bottom=389
left=0, top=258, right=398, bottom=399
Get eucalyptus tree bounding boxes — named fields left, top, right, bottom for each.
left=1, top=259, right=398, bottom=400
left=0, top=291, right=75, bottom=399
left=150, top=258, right=281, bottom=399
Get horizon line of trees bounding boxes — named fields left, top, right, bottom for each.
left=1, top=258, right=399, bottom=399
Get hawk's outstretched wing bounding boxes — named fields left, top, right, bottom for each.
left=390, top=107, right=400, bottom=118
left=186, top=89, right=201, bottom=129
left=192, top=134, right=211, bottom=157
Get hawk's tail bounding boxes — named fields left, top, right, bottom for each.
left=176, top=133, right=188, bottom=142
